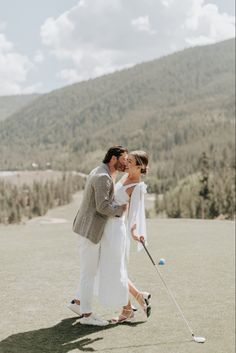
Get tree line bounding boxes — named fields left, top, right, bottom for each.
left=155, top=152, right=235, bottom=219
left=0, top=174, right=85, bottom=224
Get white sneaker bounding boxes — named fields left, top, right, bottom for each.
left=67, top=300, right=81, bottom=316
left=80, top=314, right=109, bottom=326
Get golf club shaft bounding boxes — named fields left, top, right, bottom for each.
left=141, top=240, right=194, bottom=336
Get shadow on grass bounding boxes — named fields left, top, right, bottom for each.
left=0, top=317, right=145, bottom=353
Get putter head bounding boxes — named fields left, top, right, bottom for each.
left=193, top=335, right=206, bottom=343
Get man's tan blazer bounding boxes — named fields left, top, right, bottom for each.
left=73, top=163, right=124, bottom=244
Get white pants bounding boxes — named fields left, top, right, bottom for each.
left=75, top=235, right=100, bottom=314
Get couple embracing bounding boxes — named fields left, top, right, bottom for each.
left=68, top=146, right=151, bottom=326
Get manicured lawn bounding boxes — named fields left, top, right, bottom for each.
left=0, top=194, right=234, bottom=353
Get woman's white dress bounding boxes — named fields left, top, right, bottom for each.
left=95, top=179, right=147, bottom=308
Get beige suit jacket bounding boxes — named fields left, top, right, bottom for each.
left=72, top=163, right=124, bottom=244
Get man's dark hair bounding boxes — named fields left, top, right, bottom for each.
left=103, top=145, right=128, bottom=163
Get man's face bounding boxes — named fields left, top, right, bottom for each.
left=114, top=152, right=128, bottom=172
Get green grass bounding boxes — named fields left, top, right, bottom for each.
left=0, top=193, right=234, bottom=353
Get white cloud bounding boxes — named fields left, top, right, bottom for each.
left=21, top=82, right=44, bottom=94
left=131, top=16, right=156, bottom=34
left=34, top=50, right=45, bottom=63
left=41, top=13, right=74, bottom=49
left=57, top=68, right=82, bottom=84
left=40, top=0, right=235, bottom=85
left=0, top=31, right=42, bottom=95
left=161, top=0, right=174, bottom=8
left=185, top=1, right=235, bottom=45
left=0, top=33, right=13, bottom=51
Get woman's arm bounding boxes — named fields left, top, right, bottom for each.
left=130, top=224, right=145, bottom=242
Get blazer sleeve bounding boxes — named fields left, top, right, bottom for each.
left=128, top=182, right=147, bottom=251
left=93, top=174, right=124, bottom=217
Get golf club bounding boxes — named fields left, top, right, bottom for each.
left=140, top=239, right=206, bottom=344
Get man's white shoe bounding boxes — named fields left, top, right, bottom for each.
left=80, top=314, right=109, bottom=326
left=67, top=300, right=81, bottom=316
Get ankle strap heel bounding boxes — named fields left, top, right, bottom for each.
left=110, top=308, right=135, bottom=324
left=135, top=292, right=152, bottom=318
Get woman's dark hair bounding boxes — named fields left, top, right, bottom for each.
left=103, top=145, right=128, bottom=163
left=130, top=150, right=149, bottom=174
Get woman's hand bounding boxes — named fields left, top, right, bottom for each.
left=131, top=224, right=145, bottom=242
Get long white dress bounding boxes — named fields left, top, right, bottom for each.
left=95, top=179, right=147, bottom=308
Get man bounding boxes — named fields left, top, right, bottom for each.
left=68, top=146, right=128, bottom=326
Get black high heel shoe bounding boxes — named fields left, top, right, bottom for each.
left=135, top=292, right=151, bottom=318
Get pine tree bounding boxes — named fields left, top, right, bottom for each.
left=199, top=152, right=210, bottom=219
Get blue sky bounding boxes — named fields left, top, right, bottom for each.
left=0, top=0, right=235, bottom=96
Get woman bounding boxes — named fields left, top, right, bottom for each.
left=96, top=150, right=151, bottom=323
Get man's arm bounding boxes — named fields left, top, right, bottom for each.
left=93, top=175, right=125, bottom=217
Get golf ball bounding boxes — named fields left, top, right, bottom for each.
left=159, top=258, right=166, bottom=265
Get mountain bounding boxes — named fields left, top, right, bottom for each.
left=0, top=39, right=235, bottom=192
left=0, top=94, right=40, bottom=121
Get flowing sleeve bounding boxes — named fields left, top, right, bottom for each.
left=127, top=182, right=147, bottom=251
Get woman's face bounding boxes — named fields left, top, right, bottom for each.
left=127, top=154, right=141, bottom=173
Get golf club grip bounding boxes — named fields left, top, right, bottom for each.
left=140, top=240, right=156, bottom=266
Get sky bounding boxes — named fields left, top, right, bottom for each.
left=0, top=0, right=235, bottom=96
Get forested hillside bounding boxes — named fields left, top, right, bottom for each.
left=0, top=39, right=235, bottom=218
left=0, top=94, right=40, bottom=121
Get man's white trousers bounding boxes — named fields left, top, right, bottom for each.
left=75, top=235, right=100, bottom=314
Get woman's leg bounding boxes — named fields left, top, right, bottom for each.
left=128, top=279, right=140, bottom=298
left=110, top=299, right=135, bottom=323
left=128, top=278, right=151, bottom=317
left=117, top=279, right=146, bottom=313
